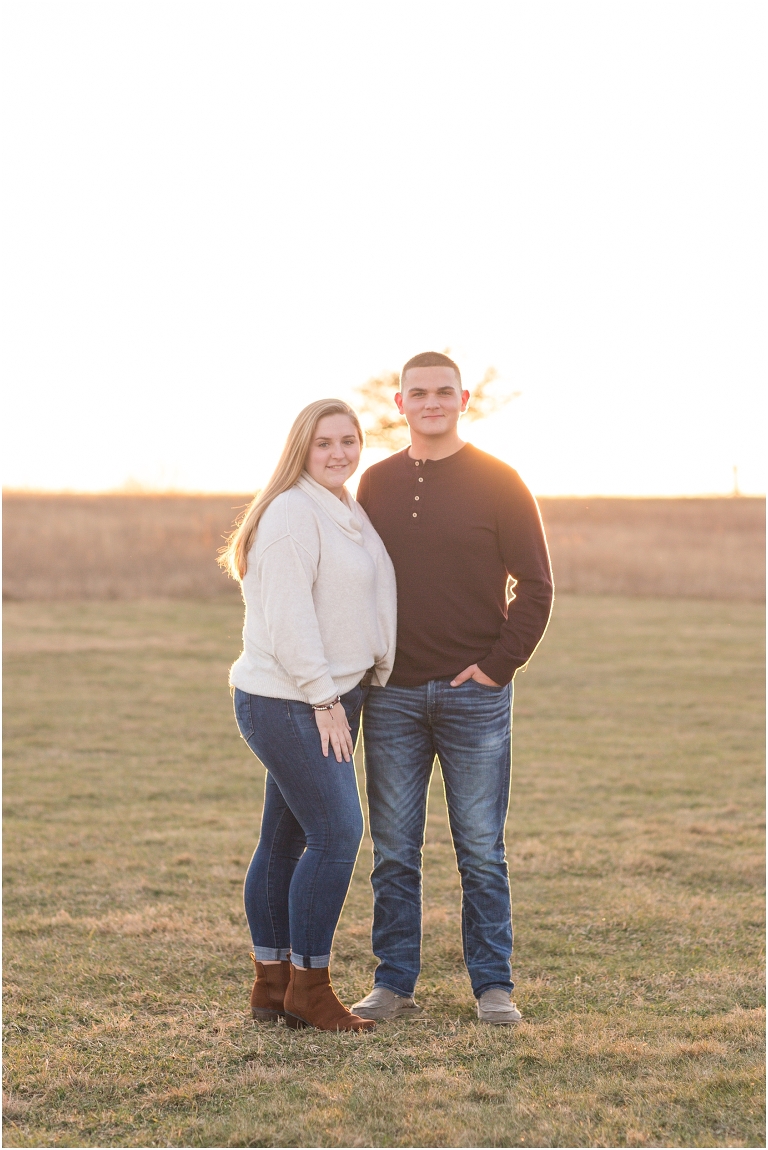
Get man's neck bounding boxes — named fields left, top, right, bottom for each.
left=407, top=433, right=466, bottom=462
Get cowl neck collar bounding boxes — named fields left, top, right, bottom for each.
left=296, top=472, right=363, bottom=544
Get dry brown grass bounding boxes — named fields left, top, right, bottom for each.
left=539, top=496, right=765, bottom=601
left=3, top=595, right=764, bottom=1146
left=2, top=493, right=246, bottom=600
left=2, top=491, right=765, bottom=602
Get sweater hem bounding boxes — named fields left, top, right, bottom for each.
left=229, top=668, right=367, bottom=704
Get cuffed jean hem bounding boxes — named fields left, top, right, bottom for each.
left=374, top=977, right=416, bottom=999
left=473, top=979, right=515, bottom=999
left=252, top=946, right=291, bottom=961
left=291, top=952, right=332, bottom=969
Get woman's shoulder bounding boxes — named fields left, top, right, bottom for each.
left=257, top=488, right=321, bottom=546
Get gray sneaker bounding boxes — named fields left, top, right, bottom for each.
left=476, top=988, right=522, bottom=1025
left=351, top=986, right=425, bottom=1021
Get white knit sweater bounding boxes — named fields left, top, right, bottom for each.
left=229, top=474, right=397, bottom=704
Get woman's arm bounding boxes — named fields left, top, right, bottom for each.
left=256, top=531, right=353, bottom=763
left=257, top=533, right=338, bottom=704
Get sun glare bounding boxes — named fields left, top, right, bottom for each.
left=3, top=5, right=764, bottom=497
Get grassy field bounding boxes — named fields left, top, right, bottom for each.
left=3, top=595, right=765, bottom=1148
left=3, top=493, right=765, bottom=601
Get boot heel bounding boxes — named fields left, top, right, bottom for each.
left=284, top=1011, right=309, bottom=1029
left=251, top=1006, right=284, bottom=1022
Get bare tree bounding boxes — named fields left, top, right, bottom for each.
left=353, top=363, right=520, bottom=452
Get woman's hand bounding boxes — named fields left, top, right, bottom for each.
left=314, top=701, right=354, bottom=763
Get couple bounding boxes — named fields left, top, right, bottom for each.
left=221, top=351, right=553, bottom=1032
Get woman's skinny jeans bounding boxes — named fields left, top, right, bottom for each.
left=233, top=684, right=366, bottom=969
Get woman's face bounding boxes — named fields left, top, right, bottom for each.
left=305, top=414, right=361, bottom=497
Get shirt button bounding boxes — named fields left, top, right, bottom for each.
left=415, top=461, right=420, bottom=467
left=414, top=495, right=419, bottom=501
left=412, top=512, right=418, bottom=517
left=418, top=477, right=424, bottom=482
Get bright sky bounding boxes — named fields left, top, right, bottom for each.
left=3, top=1, right=765, bottom=496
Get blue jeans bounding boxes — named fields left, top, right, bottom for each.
left=233, top=684, right=366, bottom=968
left=363, top=678, right=514, bottom=999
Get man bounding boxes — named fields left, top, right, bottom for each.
left=352, top=351, right=553, bottom=1025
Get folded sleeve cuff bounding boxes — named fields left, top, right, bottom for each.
left=476, top=653, right=523, bottom=688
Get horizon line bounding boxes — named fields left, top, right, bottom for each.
left=3, top=486, right=765, bottom=501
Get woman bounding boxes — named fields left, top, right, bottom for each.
left=219, top=399, right=396, bottom=1032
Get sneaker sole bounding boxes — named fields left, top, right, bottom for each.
left=477, top=1016, right=522, bottom=1026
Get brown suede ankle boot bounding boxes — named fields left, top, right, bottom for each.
left=283, top=965, right=376, bottom=1032
left=249, top=956, right=291, bottom=1022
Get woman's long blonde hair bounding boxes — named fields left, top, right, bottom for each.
left=218, top=398, right=364, bottom=581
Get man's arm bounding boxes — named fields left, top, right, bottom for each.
left=475, top=471, right=554, bottom=686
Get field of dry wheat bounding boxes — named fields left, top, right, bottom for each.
left=2, top=492, right=765, bottom=602
left=539, top=496, right=765, bottom=600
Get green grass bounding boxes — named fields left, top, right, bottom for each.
left=3, top=595, right=765, bottom=1148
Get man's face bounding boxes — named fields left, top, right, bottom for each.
left=395, top=366, right=469, bottom=437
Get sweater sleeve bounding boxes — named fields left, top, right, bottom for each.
left=255, top=531, right=339, bottom=706
left=476, top=472, right=554, bottom=686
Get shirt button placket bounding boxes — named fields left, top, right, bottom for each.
left=412, top=460, right=421, bottom=519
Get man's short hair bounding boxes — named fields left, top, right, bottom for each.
left=400, top=351, right=462, bottom=391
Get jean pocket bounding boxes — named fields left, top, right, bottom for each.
left=465, top=678, right=505, bottom=693
left=233, top=688, right=255, bottom=740
left=343, top=683, right=367, bottom=719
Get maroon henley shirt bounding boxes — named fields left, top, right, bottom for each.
left=356, top=443, right=553, bottom=687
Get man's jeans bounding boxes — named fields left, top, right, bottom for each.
left=363, top=678, right=514, bottom=999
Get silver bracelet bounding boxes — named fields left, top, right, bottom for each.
left=311, top=695, right=341, bottom=712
